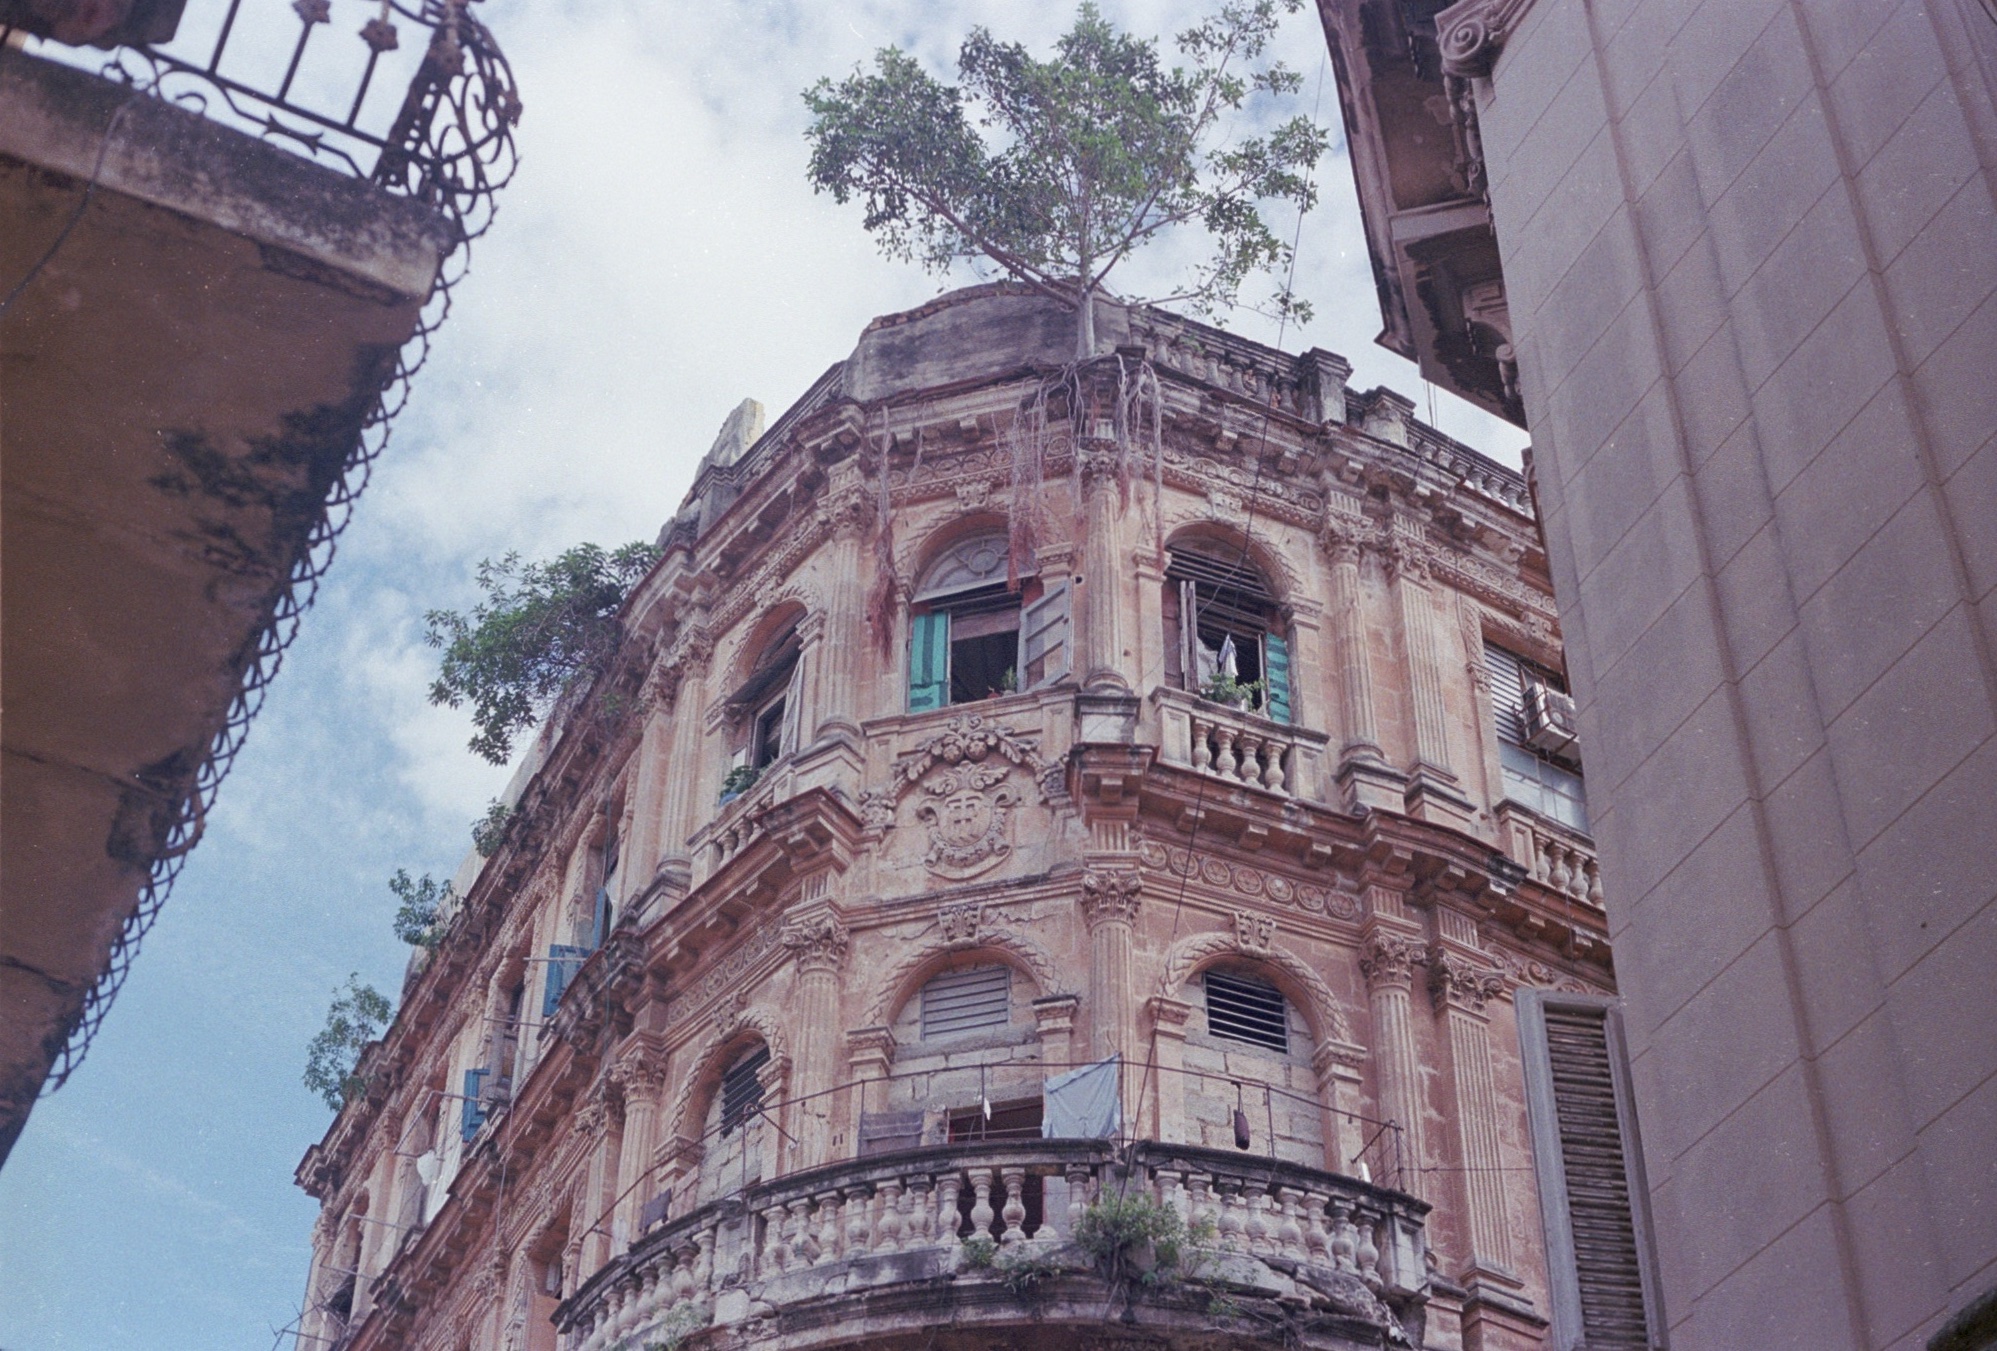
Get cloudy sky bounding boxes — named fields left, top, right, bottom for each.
left=0, top=2, right=1523, bottom=1346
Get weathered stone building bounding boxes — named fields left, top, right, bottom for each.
left=1316, top=3, right=1997, bottom=1347
left=295, top=285, right=1630, bottom=1351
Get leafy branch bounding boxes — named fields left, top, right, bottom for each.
left=389, top=869, right=455, bottom=950
left=302, top=975, right=393, bottom=1111
left=803, top=0, right=1327, bottom=359
left=425, top=541, right=660, bottom=766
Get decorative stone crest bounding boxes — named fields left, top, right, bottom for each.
left=861, top=716, right=1061, bottom=879
left=1080, top=868, right=1143, bottom=927
left=916, top=760, right=1022, bottom=878
left=780, top=910, right=851, bottom=973
left=938, top=900, right=986, bottom=946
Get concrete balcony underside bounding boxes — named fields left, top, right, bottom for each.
left=0, top=49, right=452, bottom=1156
left=556, top=1139, right=1430, bottom=1351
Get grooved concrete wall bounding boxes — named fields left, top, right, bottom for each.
left=1474, top=1, right=1997, bottom=1346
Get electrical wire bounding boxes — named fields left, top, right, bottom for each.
left=0, top=90, right=140, bottom=318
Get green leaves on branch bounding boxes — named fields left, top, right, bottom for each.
left=471, top=798, right=514, bottom=857
left=389, top=868, right=455, bottom=950
left=424, top=542, right=661, bottom=766
left=803, top=0, right=1328, bottom=356
left=303, top=975, right=393, bottom=1112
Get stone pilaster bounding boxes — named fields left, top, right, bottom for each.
left=1077, top=446, right=1130, bottom=692
left=1312, top=1038, right=1370, bottom=1178
left=1328, top=534, right=1407, bottom=812
left=1146, top=995, right=1194, bottom=1143
left=782, top=909, right=851, bottom=1167
left=577, top=1084, right=624, bottom=1278
left=1428, top=945, right=1518, bottom=1290
left=649, top=635, right=711, bottom=896
left=1386, top=538, right=1475, bottom=828
left=1079, top=866, right=1142, bottom=1067
left=609, top=1054, right=666, bottom=1252
left=1359, top=926, right=1428, bottom=1195
left=844, top=1026, right=896, bottom=1152
left=620, top=695, right=673, bottom=915
left=811, top=494, right=870, bottom=747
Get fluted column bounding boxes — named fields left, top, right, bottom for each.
left=649, top=634, right=711, bottom=895
left=781, top=908, right=851, bottom=1168
left=1077, top=447, right=1130, bottom=692
left=1387, top=540, right=1454, bottom=776
left=1429, top=946, right=1516, bottom=1278
left=577, top=1087, right=623, bottom=1277
left=620, top=695, right=675, bottom=911
left=1359, top=926, right=1427, bottom=1196
left=1080, top=867, right=1142, bottom=1074
left=813, top=495, right=870, bottom=745
left=610, top=1056, right=666, bottom=1252
left=1328, top=537, right=1382, bottom=758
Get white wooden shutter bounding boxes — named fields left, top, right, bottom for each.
left=778, top=654, right=805, bottom=757
left=1021, top=582, right=1070, bottom=688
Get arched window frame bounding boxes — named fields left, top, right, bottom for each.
left=907, top=530, right=1069, bottom=710
left=1164, top=540, right=1292, bottom=724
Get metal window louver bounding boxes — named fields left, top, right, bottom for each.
left=720, top=1046, right=770, bottom=1136
left=1543, top=1005, right=1653, bottom=1348
left=1204, top=970, right=1289, bottom=1052
left=920, top=965, right=1012, bottom=1040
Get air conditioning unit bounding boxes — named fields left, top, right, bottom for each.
left=1523, top=682, right=1580, bottom=758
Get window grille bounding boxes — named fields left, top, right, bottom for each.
left=719, top=1045, right=770, bottom=1136
left=920, top=964, right=1012, bottom=1039
left=1204, top=970, right=1289, bottom=1052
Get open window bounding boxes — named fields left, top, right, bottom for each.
left=1485, top=642, right=1588, bottom=832
left=1164, top=542, right=1291, bottom=723
left=908, top=531, right=1069, bottom=710
left=730, top=624, right=804, bottom=775
left=719, top=1044, right=771, bottom=1136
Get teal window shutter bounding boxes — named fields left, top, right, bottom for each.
left=461, top=1068, right=489, bottom=1141
left=591, top=886, right=612, bottom=949
left=1263, top=631, right=1292, bottom=724
left=543, top=944, right=589, bottom=1018
left=908, top=610, right=949, bottom=711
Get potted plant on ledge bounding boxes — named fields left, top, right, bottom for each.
left=1198, top=669, right=1265, bottom=714
left=718, top=764, right=761, bottom=805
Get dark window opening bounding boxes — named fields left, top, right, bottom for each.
left=1486, top=643, right=1589, bottom=832
left=752, top=695, right=787, bottom=768
left=1166, top=545, right=1291, bottom=722
left=719, top=1046, right=770, bottom=1136
left=494, top=982, right=524, bottom=1088
left=947, top=1096, right=1044, bottom=1142
left=1205, top=970, right=1290, bottom=1052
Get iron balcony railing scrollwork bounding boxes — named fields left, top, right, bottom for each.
left=35, top=0, right=520, bottom=1096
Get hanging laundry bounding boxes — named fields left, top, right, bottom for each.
left=1042, top=1055, right=1122, bottom=1139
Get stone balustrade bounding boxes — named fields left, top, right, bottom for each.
left=555, top=1139, right=1427, bottom=1351
left=1497, top=801, right=1604, bottom=907
left=1153, top=688, right=1330, bottom=801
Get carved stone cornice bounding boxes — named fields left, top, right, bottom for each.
left=779, top=909, right=851, bottom=975
left=1080, top=867, right=1143, bottom=928
left=1435, top=0, right=1537, bottom=78
left=1359, top=932, right=1423, bottom=991
left=1427, top=945, right=1508, bottom=1015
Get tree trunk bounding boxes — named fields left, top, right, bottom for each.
left=1075, top=283, right=1096, bottom=362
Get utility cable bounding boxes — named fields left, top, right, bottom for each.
left=0, top=89, right=140, bottom=318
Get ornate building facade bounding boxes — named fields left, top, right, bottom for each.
left=295, top=286, right=1629, bottom=1351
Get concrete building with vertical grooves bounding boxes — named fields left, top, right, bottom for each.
left=292, top=285, right=1633, bottom=1351
left=1315, top=2, right=1997, bottom=1347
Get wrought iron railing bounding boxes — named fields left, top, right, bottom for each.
left=18, top=0, right=518, bottom=1096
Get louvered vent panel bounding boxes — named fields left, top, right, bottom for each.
left=720, top=1045, right=770, bottom=1136
left=1205, top=971, right=1289, bottom=1052
left=1544, top=1005, right=1652, bottom=1348
left=921, top=965, right=1012, bottom=1039
left=1485, top=642, right=1529, bottom=745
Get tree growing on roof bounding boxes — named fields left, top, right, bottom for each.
left=802, top=0, right=1327, bottom=362
left=302, top=975, right=394, bottom=1112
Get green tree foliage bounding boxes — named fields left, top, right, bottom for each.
left=389, top=869, right=455, bottom=949
left=302, top=975, right=394, bottom=1112
left=803, top=0, right=1327, bottom=358
left=425, top=542, right=661, bottom=765
left=471, top=797, right=515, bottom=857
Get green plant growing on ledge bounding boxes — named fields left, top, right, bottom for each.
left=471, top=797, right=514, bottom=857
left=425, top=541, right=661, bottom=766
left=389, top=869, right=455, bottom=950
left=1074, top=1188, right=1214, bottom=1317
left=718, top=764, right=762, bottom=803
left=302, top=975, right=393, bottom=1111
left=1198, top=669, right=1264, bottom=710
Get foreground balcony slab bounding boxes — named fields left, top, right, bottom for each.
left=557, top=1139, right=1430, bottom=1351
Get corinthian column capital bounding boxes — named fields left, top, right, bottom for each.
left=1359, top=932, right=1424, bottom=991
left=780, top=910, right=851, bottom=974
left=1080, top=867, right=1143, bottom=928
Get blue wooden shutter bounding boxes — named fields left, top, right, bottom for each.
left=1263, top=630, right=1292, bottom=724
left=590, top=887, right=612, bottom=949
left=461, top=1068, right=489, bottom=1141
left=543, top=944, right=589, bottom=1018
left=907, top=610, right=949, bottom=711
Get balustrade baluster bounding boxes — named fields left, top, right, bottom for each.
left=1584, top=858, right=1604, bottom=906
left=1244, top=1184, right=1274, bottom=1255
left=844, top=1185, right=873, bottom=1255
left=1191, top=717, right=1214, bottom=771
left=878, top=1177, right=906, bottom=1251
left=1214, top=727, right=1239, bottom=778
left=1234, top=731, right=1261, bottom=784
left=673, top=1240, right=697, bottom=1300
left=1328, top=1198, right=1357, bottom=1273
left=790, top=1196, right=819, bottom=1265
left=967, top=1168, right=996, bottom=1241
left=1066, top=1163, right=1092, bottom=1241
left=938, top=1172, right=965, bottom=1247
left=1214, top=1181, right=1245, bottom=1252
left=1546, top=841, right=1572, bottom=893
left=763, top=1202, right=790, bottom=1273
left=906, top=1176, right=933, bottom=1246
left=1303, top=1189, right=1332, bottom=1263
left=999, top=1167, right=1028, bottom=1245
left=1263, top=742, right=1288, bottom=791
left=692, top=1225, right=716, bottom=1302
left=1354, top=1206, right=1382, bottom=1287
left=1275, top=1186, right=1307, bottom=1260
left=814, top=1190, right=842, bottom=1264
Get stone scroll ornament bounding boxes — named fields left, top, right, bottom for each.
left=858, top=715, right=1062, bottom=880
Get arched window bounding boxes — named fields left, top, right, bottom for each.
left=919, top=963, right=1012, bottom=1040
left=728, top=623, right=803, bottom=773
left=718, top=1045, right=770, bottom=1136
left=1203, top=968, right=1289, bottom=1052
left=908, top=532, right=1069, bottom=710
left=1164, top=541, right=1291, bottom=722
